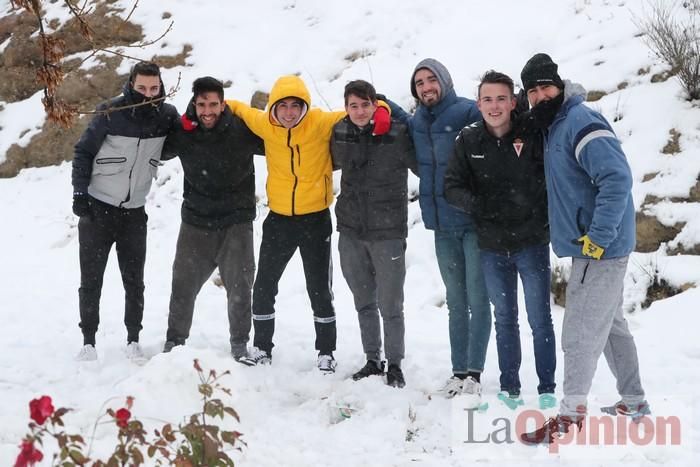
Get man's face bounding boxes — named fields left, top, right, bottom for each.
left=477, top=83, right=515, bottom=132
left=194, top=91, right=224, bottom=129
left=132, top=74, right=161, bottom=98
left=275, top=97, right=303, bottom=128
left=345, top=94, right=377, bottom=128
left=526, top=84, right=561, bottom=107
left=414, top=68, right=441, bottom=106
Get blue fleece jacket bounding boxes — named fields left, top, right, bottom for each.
left=543, top=81, right=636, bottom=258
left=389, top=58, right=481, bottom=231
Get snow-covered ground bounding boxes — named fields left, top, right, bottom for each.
left=1, top=0, right=699, bottom=465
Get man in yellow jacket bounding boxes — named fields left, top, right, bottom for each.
left=227, top=75, right=390, bottom=373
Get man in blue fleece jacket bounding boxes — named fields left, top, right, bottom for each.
left=518, top=54, right=647, bottom=445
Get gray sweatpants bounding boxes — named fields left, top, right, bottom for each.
left=560, top=256, right=645, bottom=417
left=166, top=222, right=254, bottom=352
left=338, top=234, right=406, bottom=366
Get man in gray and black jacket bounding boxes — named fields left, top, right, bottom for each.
left=71, top=62, right=179, bottom=361
left=161, top=76, right=263, bottom=364
left=331, top=80, right=416, bottom=388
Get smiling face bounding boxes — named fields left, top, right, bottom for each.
left=345, top=94, right=377, bottom=128
left=414, top=68, right=441, bottom=107
left=275, top=97, right=304, bottom=128
left=194, top=91, right=225, bottom=129
left=477, top=82, right=516, bottom=136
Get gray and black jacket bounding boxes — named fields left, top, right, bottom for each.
left=444, top=114, right=548, bottom=253
left=331, top=117, right=417, bottom=241
left=72, top=79, right=179, bottom=209
left=162, top=104, right=263, bottom=230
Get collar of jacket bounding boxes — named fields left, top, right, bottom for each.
left=196, top=105, right=234, bottom=135
left=476, top=116, right=518, bottom=145
left=549, top=80, right=586, bottom=130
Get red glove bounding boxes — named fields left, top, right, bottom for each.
left=181, top=114, right=197, bottom=132
left=371, top=106, right=391, bottom=136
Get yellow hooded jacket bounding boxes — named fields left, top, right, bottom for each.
left=226, top=75, right=344, bottom=216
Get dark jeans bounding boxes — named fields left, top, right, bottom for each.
left=166, top=222, right=254, bottom=351
left=252, top=209, right=335, bottom=355
left=480, top=243, right=556, bottom=395
left=78, top=199, right=147, bottom=345
left=434, top=228, right=491, bottom=374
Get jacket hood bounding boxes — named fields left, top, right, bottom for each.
left=267, top=75, right=311, bottom=127
left=410, top=58, right=454, bottom=103
left=558, top=79, right=587, bottom=116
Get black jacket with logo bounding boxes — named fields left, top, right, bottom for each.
left=331, top=117, right=417, bottom=240
left=444, top=114, right=548, bottom=253
left=163, top=105, right=263, bottom=229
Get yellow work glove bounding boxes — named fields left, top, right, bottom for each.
left=577, top=234, right=604, bottom=260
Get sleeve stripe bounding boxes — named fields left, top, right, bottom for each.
left=574, top=129, right=617, bottom=163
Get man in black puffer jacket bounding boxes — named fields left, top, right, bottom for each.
left=331, top=80, right=416, bottom=388
left=161, top=77, right=263, bottom=363
left=445, top=71, right=556, bottom=409
left=72, top=62, right=179, bottom=362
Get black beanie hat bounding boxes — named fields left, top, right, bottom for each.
left=521, top=53, right=564, bottom=92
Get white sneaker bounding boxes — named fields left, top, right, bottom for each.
left=75, top=344, right=97, bottom=361
left=237, top=346, right=271, bottom=366
left=125, top=342, right=146, bottom=362
left=438, top=376, right=464, bottom=399
left=461, top=376, right=482, bottom=409
left=317, top=354, right=337, bottom=374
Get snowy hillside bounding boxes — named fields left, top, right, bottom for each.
left=1, top=0, right=699, bottom=465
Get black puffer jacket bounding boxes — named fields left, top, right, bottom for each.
left=163, top=105, right=263, bottom=229
left=331, top=117, right=416, bottom=240
left=444, top=114, right=548, bottom=253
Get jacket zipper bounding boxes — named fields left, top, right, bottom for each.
left=427, top=127, right=440, bottom=229
left=288, top=130, right=298, bottom=215
left=121, top=137, right=141, bottom=207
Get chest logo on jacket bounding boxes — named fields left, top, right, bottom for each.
left=470, top=154, right=485, bottom=159
left=513, top=138, right=524, bottom=157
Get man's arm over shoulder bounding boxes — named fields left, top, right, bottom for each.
left=444, top=131, right=475, bottom=213
left=225, top=99, right=270, bottom=139
left=72, top=107, right=109, bottom=192
left=398, top=124, right=417, bottom=175
left=574, top=118, right=633, bottom=248
left=233, top=114, right=265, bottom=155
left=384, top=97, right=412, bottom=128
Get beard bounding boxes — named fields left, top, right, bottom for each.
left=531, top=92, right=564, bottom=129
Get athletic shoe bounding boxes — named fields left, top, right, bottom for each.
left=386, top=364, right=405, bottom=388
left=438, top=376, right=464, bottom=399
left=75, top=344, right=97, bottom=361
left=351, top=360, right=385, bottom=380
left=497, top=391, right=524, bottom=410
left=125, top=342, right=145, bottom=362
left=521, top=415, right=583, bottom=445
left=539, top=393, right=557, bottom=410
left=237, top=346, right=271, bottom=366
left=317, top=354, right=337, bottom=374
left=461, top=376, right=482, bottom=409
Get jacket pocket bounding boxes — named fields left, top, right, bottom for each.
left=94, top=156, right=127, bottom=176
left=148, top=158, right=162, bottom=178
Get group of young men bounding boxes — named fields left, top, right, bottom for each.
left=71, top=53, right=647, bottom=444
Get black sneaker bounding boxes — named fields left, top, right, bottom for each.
left=352, top=360, right=385, bottom=381
left=162, top=340, right=182, bottom=353
left=386, top=364, right=405, bottom=388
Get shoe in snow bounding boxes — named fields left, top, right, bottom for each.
left=438, top=376, right=464, bottom=399
left=236, top=346, right=271, bottom=366
left=521, top=415, right=583, bottom=445
left=351, top=360, right=385, bottom=381
left=539, top=393, right=557, bottom=410
left=162, top=340, right=182, bottom=353
left=318, top=354, right=337, bottom=374
left=126, top=342, right=146, bottom=362
left=386, top=364, right=405, bottom=388
left=498, top=391, right=524, bottom=410
left=75, top=344, right=97, bottom=362
left=461, top=376, right=482, bottom=409
left=601, top=400, right=651, bottom=419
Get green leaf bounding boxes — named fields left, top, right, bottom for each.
left=223, top=407, right=240, bottom=422
left=198, top=384, right=213, bottom=398
left=69, top=449, right=87, bottom=464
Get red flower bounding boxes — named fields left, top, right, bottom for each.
left=29, top=396, right=54, bottom=425
left=115, top=408, right=131, bottom=428
left=14, top=439, right=43, bottom=467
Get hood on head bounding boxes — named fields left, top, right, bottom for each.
left=267, top=75, right=311, bottom=127
left=410, top=58, right=454, bottom=102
